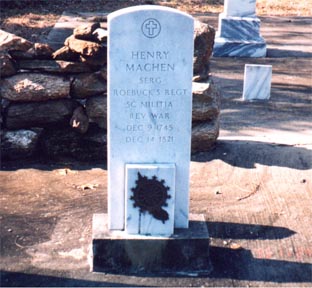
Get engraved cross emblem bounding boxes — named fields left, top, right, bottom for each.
left=141, top=18, right=161, bottom=38
left=146, top=20, right=158, bottom=36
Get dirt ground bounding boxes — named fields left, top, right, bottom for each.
left=1, top=2, right=312, bottom=287
left=1, top=139, right=311, bottom=286
left=1, top=0, right=312, bottom=43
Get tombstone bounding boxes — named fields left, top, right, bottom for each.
left=242, top=64, right=272, bottom=101
left=224, top=0, right=256, bottom=17
left=107, top=5, right=194, bottom=232
left=91, top=5, right=212, bottom=275
left=213, top=0, right=267, bottom=57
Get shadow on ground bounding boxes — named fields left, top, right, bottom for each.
left=2, top=139, right=311, bottom=171
left=207, top=221, right=295, bottom=240
left=1, top=214, right=58, bottom=258
left=0, top=271, right=138, bottom=287
left=267, top=48, right=312, bottom=58
left=0, top=160, right=107, bottom=172
left=192, top=140, right=312, bottom=170
left=1, top=245, right=311, bottom=285
left=209, top=246, right=312, bottom=283
left=1, top=218, right=308, bottom=286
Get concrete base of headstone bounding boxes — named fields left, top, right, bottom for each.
left=213, top=36, right=267, bottom=57
left=90, top=213, right=212, bottom=275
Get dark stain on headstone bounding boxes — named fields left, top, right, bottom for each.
left=130, top=172, right=171, bottom=223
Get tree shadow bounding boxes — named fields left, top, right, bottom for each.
left=192, top=140, right=312, bottom=170
left=267, top=48, right=312, bottom=58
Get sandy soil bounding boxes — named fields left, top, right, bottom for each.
left=1, top=0, right=311, bottom=43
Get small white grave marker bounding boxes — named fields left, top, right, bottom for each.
left=108, top=6, right=194, bottom=232
left=243, top=64, right=272, bottom=101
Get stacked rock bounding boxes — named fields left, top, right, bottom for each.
left=192, top=20, right=220, bottom=153
left=1, top=19, right=220, bottom=161
left=1, top=23, right=108, bottom=160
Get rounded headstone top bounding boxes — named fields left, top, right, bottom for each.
left=108, top=5, right=193, bottom=21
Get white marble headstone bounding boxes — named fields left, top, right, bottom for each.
left=108, top=6, right=194, bottom=231
left=224, top=0, right=257, bottom=17
left=243, top=64, right=272, bottom=101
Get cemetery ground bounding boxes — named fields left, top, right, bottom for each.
left=1, top=2, right=312, bottom=288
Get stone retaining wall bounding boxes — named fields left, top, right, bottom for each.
left=0, top=20, right=220, bottom=161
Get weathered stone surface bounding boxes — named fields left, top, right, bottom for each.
left=79, top=47, right=107, bottom=66
left=0, top=52, right=17, bottom=77
left=92, top=28, right=108, bottom=43
left=0, top=99, right=7, bottom=128
left=9, top=50, right=35, bottom=60
left=71, top=71, right=107, bottom=99
left=0, top=73, right=70, bottom=102
left=5, top=99, right=78, bottom=129
left=99, top=66, right=107, bottom=81
left=65, top=35, right=105, bottom=57
left=18, top=59, right=94, bottom=73
left=27, top=43, right=54, bottom=59
left=191, top=118, right=219, bottom=153
left=52, top=46, right=80, bottom=61
left=86, top=95, right=107, bottom=129
left=0, top=29, right=33, bottom=52
left=40, top=124, right=107, bottom=161
left=70, top=106, right=89, bottom=134
left=193, top=20, right=215, bottom=74
left=1, top=128, right=42, bottom=160
left=1, top=99, right=7, bottom=130
left=192, top=65, right=210, bottom=82
left=1, top=98, right=10, bottom=111
left=10, top=43, right=55, bottom=60
left=73, top=22, right=101, bottom=41
left=192, top=81, right=220, bottom=121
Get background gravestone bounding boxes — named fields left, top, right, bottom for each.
left=224, top=0, right=256, bottom=17
left=108, top=6, right=194, bottom=231
left=213, top=0, right=267, bottom=57
left=242, top=64, right=272, bottom=100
